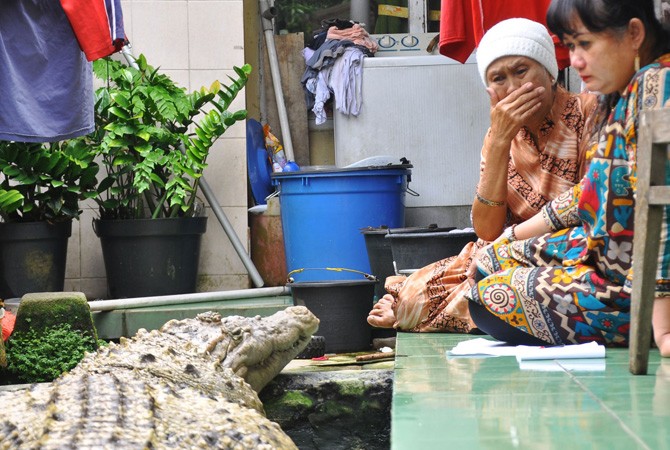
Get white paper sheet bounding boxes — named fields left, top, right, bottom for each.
left=518, top=359, right=607, bottom=372
left=515, top=341, right=605, bottom=361
left=446, top=338, right=606, bottom=361
left=446, top=338, right=519, bottom=357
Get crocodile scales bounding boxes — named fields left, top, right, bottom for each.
left=0, top=306, right=319, bottom=449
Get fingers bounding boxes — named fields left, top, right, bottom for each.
left=379, top=294, right=394, bottom=303
left=503, top=83, right=545, bottom=111
left=491, top=84, right=545, bottom=124
left=512, top=90, right=544, bottom=117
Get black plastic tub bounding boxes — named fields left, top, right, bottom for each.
left=361, top=225, right=454, bottom=297
left=289, top=279, right=377, bottom=353
left=387, top=229, right=478, bottom=272
left=361, top=227, right=395, bottom=302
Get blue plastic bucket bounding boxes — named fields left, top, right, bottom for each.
left=272, top=165, right=411, bottom=282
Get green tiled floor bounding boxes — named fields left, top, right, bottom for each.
left=392, top=333, right=670, bottom=449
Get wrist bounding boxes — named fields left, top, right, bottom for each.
left=476, top=191, right=506, bottom=207
left=503, top=224, right=518, bottom=242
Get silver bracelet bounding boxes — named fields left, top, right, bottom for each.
left=475, top=191, right=506, bottom=207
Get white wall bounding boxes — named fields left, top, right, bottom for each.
left=66, top=0, right=250, bottom=298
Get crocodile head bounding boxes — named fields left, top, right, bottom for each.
left=160, top=305, right=319, bottom=392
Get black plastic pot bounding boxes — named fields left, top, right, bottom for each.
left=361, top=227, right=395, bottom=302
left=93, top=216, right=208, bottom=298
left=361, top=225, right=453, bottom=300
left=289, top=278, right=377, bottom=353
left=0, top=220, right=72, bottom=298
left=387, top=229, right=477, bottom=272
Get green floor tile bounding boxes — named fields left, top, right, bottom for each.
left=390, top=332, right=670, bottom=450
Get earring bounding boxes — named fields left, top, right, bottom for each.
left=635, top=52, right=640, bottom=72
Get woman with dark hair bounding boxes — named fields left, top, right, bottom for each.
left=465, top=0, right=670, bottom=355
left=367, top=18, right=597, bottom=333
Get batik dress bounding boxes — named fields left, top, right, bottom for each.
left=467, top=55, right=670, bottom=346
left=384, top=87, right=596, bottom=333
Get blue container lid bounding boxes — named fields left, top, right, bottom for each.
left=271, top=163, right=412, bottom=182
left=246, top=119, right=274, bottom=205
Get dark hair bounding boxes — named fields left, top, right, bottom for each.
left=547, top=0, right=669, bottom=57
left=547, top=0, right=670, bottom=129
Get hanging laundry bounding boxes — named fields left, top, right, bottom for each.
left=0, top=1, right=94, bottom=142
left=60, top=0, right=127, bottom=62
left=438, top=0, right=570, bottom=69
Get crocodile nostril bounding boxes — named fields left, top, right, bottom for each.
left=140, top=353, right=156, bottom=364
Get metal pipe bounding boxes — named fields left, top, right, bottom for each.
left=350, top=0, right=370, bottom=27
left=89, top=286, right=290, bottom=312
left=408, top=0, right=428, bottom=33
left=199, top=177, right=265, bottom=287
left=262, top=6, right=277, bottom=20
left=121, top=45, right=265, bottom=288
left=259, top=0, right=295, bottom=161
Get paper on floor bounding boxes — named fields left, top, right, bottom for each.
left=515, top=341, right=605, bottom=361
left=446, top=337, right=518, bottom=357
left=518, top=359, right=606, bottom=372
left=446, top=338, right=606, bottom=361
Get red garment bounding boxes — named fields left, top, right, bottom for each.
left=1, top=310, right=16, bottom=342
left=438, top=0, right=570, bottom=69
left=60, top=0, right=126, bottom=61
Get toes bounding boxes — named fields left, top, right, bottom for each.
left=368, top=315, right=389, bottom=328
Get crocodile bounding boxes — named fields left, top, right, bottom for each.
left=0, top=306, right=319, bottom=449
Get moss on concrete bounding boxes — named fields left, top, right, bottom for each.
left=13, top=292, right=97, bottom=340
left=338, top=379, right=366, bottom=397
left=260, top=370, right=393, bottom=449
left=319, top=399, right=354, bottom=418
left=262, top=390, right=315, bottom=424
left=279, top=390, right=315, bottom=408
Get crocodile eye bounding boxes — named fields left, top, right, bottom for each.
left=231, top=327, right=243, bottom=340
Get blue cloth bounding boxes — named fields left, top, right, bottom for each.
left=0, top=0, right=93, bottom=142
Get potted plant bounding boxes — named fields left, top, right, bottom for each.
left=0, top=140, right=99, bottom=298
left=84, top=54, right=251, bottom=298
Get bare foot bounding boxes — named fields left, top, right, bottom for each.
left=367, top=295, right=396, bottom=328
left=654, top=298, right=670, bottom=357
left=657, top=334, right=670, bottom=358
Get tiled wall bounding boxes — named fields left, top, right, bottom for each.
left=65, top=0, right=250, bottom=299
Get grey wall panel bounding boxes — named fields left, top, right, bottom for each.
left=334, top=55, right=490, bottom=208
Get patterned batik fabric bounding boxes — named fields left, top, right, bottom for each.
left=499, top=86, right=598, bottom=224
left=385, top=240, right=485, bottom=333
left=384, top=87, right=597, bottom=333
left=468, top=54, right=670, bottom=346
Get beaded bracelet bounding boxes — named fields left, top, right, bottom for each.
left=541, top=208, right=556, bottom=231
left=475, top=192, right=506, bottom=207
left=503, top=224, right=518, bottom=242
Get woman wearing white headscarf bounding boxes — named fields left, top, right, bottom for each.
left=368, top=18, right=597, bottom=333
